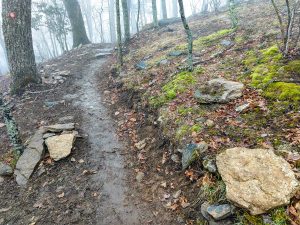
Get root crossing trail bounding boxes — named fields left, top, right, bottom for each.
left=73, top=58, right=145, bottom=225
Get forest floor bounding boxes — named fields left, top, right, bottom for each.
left=0, top=0, right=300, bottom=224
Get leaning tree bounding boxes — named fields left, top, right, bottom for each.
left=2, top=0, right=40, bottom=94
left=63, top=0, right=90, bottom=48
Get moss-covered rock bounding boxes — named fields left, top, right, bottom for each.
left=243, top=45, right=300, bottom=103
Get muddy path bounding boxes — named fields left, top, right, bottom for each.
left=73, top=57, right=151, bottom=224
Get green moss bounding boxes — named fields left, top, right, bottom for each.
left=235, top=212, right=264, bottom=225
left=176, top=125, right=190, bottom=140
left=283, top=60, right=300, bottom=75
left=162, top=71, right=196, bottom=101
left=191, top=124, right=202, bottom=132
left=200, top=180, right=226, bottom=204
left=270, top=207, right=289, bottom=225
left=176, top=28, right=235, bottom=51
left=243, top=45, right=300, bottom=102
left=265, top=82, right=300, bottom=101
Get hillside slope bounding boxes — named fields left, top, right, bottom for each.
left=103, top=0, right=300, bottom=224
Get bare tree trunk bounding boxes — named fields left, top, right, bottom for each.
left=136, top=0, right=141, bottom=35
left=116, top=0, right=123, bottom=66
left=161, top=0, right=168, bottom=19
left=122, top=0, right=130, bottom=42
left=178, top=0, right=193, bottom=71
left=63, top=0, right=90, bottom=48
left=172, top=0, right=179, bottom=17
left=152, top=0, right=158, bottom=27
left=109, top=0, right=117, bottom=43
left=2, top=0, right=40, bottom=94
left=201, top=0, right=209, bottom=13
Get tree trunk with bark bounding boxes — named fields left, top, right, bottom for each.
left=161, top=0, right=168, bottom=19
left=172, top=0, right=179, bottom=18
left=152, top=0, right=158, bottom=27
left=109, top=0, right=116, bottom=43
left=2, top=0, right=40, bottom=94
left=116, top=0, right=123, bottom=66
left=121, top=0, right=130, bottom=43
left=63, top=0, right=90, bottom=48
left=178, top=0, right=193, bottom=71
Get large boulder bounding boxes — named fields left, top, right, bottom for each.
left=45, top=133, right=76, bottom=161
left=217, top=147, right=299, bottom=215
left=194, top=78, right=244, bottom=103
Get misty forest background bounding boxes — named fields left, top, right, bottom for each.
left=0, top=0, right=231, bottom=76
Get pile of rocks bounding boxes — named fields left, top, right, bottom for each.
left=13, top=123, right=78, bottom=186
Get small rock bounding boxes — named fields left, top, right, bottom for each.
left=0, top=123, right=5, bottom=128
left=58, top=116, right=75, bottom=123
left=159, top=59, right=169, bottom=65
left=182, top=142, right=208, bottom=170
left=235, top=103, right=250, bottom=113
left=173, top=190, right=182, bottom=198
left=43, top=133, right=56, bottom=139
left=135, top=61, right=147, bottom=70
left=205, top=119, right=215, bottom=127
left=44, top=100, right=65, bottom=108
left=136, top=172, right=145, bottom=183
left=135, top=139, right=147, bottom=150
left=45, top=133, right=76, bottom=161
left=0, top=162, right=13, bottom=176
left=217, top=147, right=300, bottom=215
left=201, top=202, right=211, bottom=220
left=44, top=123, right=75, bottom=133
left=0, top=177, right=4, bottom=184
left=171, top=154, right=180, bottom=163
left=202, top=158, right=217, bottom=173
left=220, top=40, right=233, bottom=47
left=168, top=51, right=184, bottom=57
left=207, top=204, right=234, bottom=221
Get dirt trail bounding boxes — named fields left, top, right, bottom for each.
left=72, top=58, right=146, bottom=225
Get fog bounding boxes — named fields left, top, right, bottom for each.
left=0, top=0, right=228, bottom=76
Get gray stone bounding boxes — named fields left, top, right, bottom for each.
left=43, top=133, right=56, bottom=139
left=136, top=172, right=145, bottom=183
left=135, top=61, right=147, bottom=70
left=44, top=123, right=75, bottom=133
left=58, top=116, right=75, bottom=123
left=171, top=154, right=180, bottom=163
left=45, top=133, right=76, bottom=161
left=14, top=128, right=45, bottom=186
left=207, top=204, right=233, bottom=221
left=220, top=40, right=233, bottom=47
left=0, top=162, right=13, bottom=176
left=44, top=100, right=65, bottom=108
left=0, top=177, right=4, bottom=184
left=168, top=51, right=185, bottom=57
left=201, top=202, right=233, bottom=225
left=203, top=158, right=217, bottom=173
left=235, top=103, right=250, bottom=112
left=194, top=78, right=244, bottom=104
left=182, top=142, right=208, bottom=170
left=95, top=52, right=112, bottom=59
left=159, top=59, right=169, bottom=65
left=217, top=147, right=300, bottom=215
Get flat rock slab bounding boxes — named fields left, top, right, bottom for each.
left=14, top=129, right=45, bottom=186
left=194, top=78, right=244, bottom=103
left=44, top=123, right=75, bottom=133
left=45, top=133, right=76, bottom=161
left=217, top=147, right=299, bottom=215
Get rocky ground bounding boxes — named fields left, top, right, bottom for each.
left=0, top=0, right=300, bottom=224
